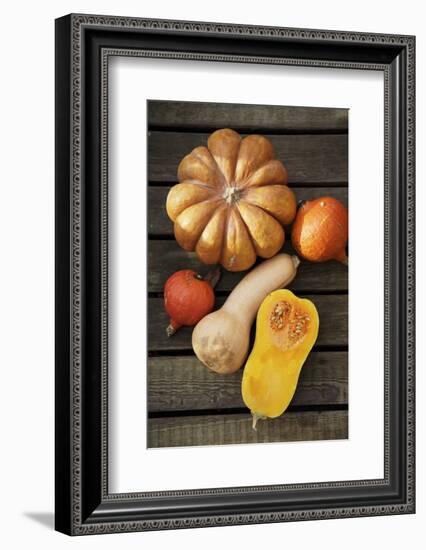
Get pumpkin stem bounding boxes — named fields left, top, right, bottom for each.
left=203, top=266, right=221, bottom=289
left=166, top=319, right=181, bottom=337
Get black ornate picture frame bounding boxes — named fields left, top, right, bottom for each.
left=55, top=14, right=415, bottom=535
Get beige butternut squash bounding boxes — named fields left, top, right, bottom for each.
left=192, top=254, right=300, bottom=374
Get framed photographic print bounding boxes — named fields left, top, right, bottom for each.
left=55, top=14, right=415, bottom=535
left=145, top=99, right=349, bottom=448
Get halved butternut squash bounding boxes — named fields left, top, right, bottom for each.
left=241, top=289, right=319, bottom=429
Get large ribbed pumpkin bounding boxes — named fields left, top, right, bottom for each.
left=166, top=128, right=296, bottom=272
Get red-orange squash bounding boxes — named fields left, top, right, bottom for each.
left=164, top=269, right=217, bottom=336
left=166, top=129, right=296, bottom=272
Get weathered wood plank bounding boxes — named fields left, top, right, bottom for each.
left=148, top=132, right=348, bottom=184
left=148, top=101, right=348, bottom=133
left=148, top=240, right=348, bottom=293
left=148, top=410, right=348, bottom=448
left=148, top=186, right=348, bottom=236
left=148, top=295, right=348, bottom=351
left=148, top=352, right=348, bottom=412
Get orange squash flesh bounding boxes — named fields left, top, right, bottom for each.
left=242, top=289, right=319, bottom=428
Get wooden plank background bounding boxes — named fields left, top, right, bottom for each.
left=148, top=101, right=349, bottom=132
left=148, top=132, right=348, bottom=184
left=148, top=295, right=348, bottom=351
left=148, top=242, right=349, bottom=293
left=147, top=100, right=348, bottom=448
left=148, top=353, right=348, bottom=412
left=148, top=411, right=347, bottom=448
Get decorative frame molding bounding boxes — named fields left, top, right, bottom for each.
left=55, top=14, right=415, bottom=535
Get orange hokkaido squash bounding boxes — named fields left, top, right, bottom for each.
left=291, top=197, right=348, bottom=265
left=166, top=129, right=296, bottom=272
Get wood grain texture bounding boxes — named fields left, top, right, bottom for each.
left=145, top=102, right=349, bottom=448
left=148, top=410, right=348, bottom=448
left=148, top=186, right=348, bottom=236
left=148, top=294, right=348, bottom=351
left=148, top=352, right=348, bottom=412
left=148, top=240, right=348, bottom=293
left=148, top=101, right=348, bottom=133
left=148, top=132, right=348, bottom=184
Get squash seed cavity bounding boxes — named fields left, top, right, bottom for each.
left=269, top=301, right=310, bottom=350
left=269, top=301, right=292, bottom=331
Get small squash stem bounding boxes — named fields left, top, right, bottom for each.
left=251, top=412, right=266, bottom=431
left=335, top=249, right=349, bottom=266
left=292, top=255, right=301, bottom=270
left=166, top=319, right=181, bottom=337
left=203, top=266, right=221, bottom=288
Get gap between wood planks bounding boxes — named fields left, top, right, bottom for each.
left=148, top=403, right=348, bottom=419
left=147, top=346, right=348, bottom=357
left=147, top=180, right=349, bottom=187
left=147, top=125, right=348, bottom=136
left=148, top=289, right=348, bottom=297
